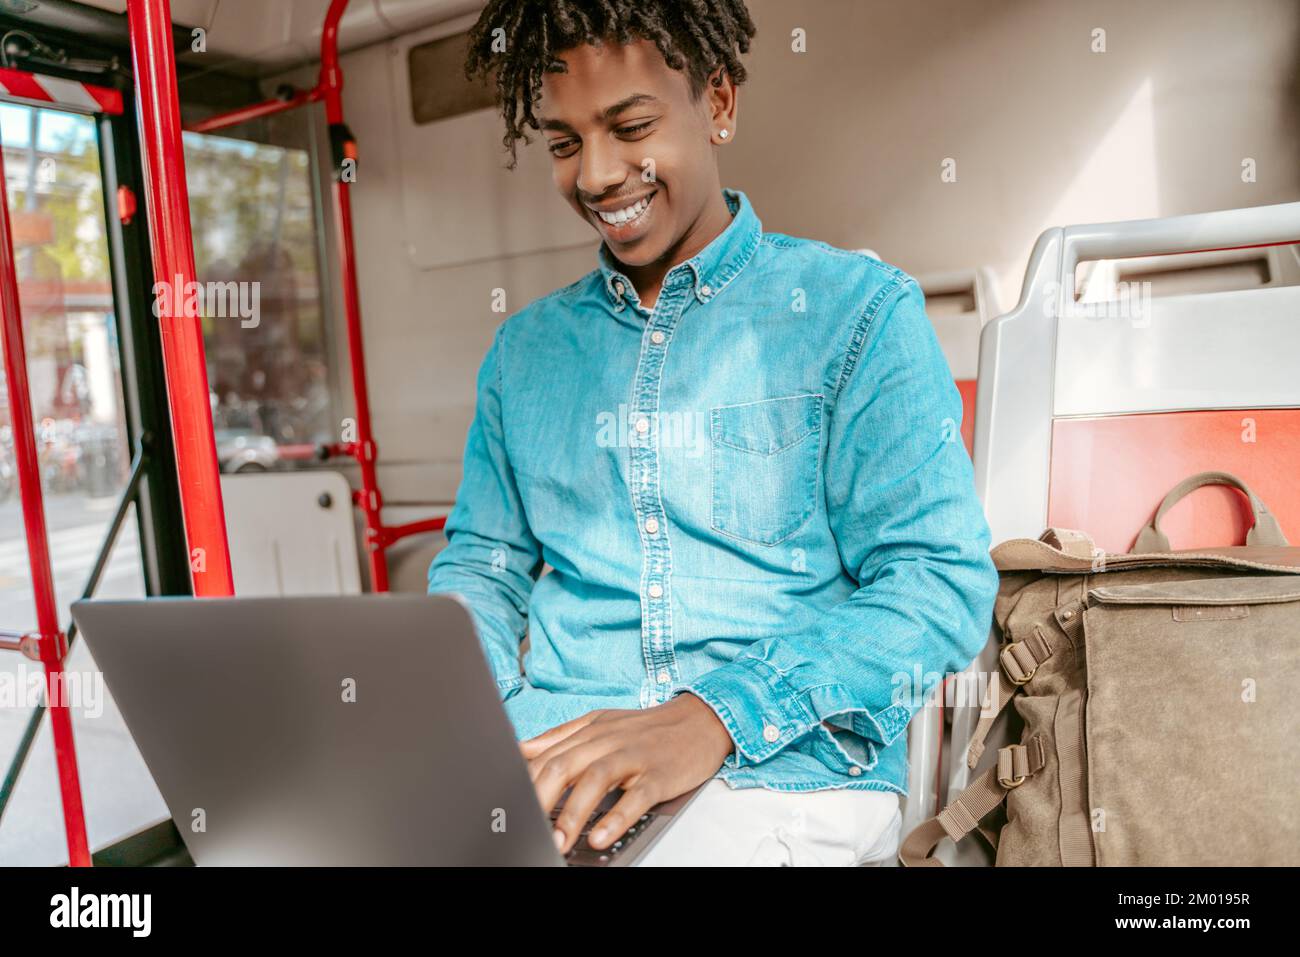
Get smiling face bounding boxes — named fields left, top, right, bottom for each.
left=537, top=38, right=738, bottom=279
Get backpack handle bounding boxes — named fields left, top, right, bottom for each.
left=1132, top=471, right=1289, bottom=552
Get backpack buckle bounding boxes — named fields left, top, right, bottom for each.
left=997, top=743, right=1031, bottom=789
left=999, top=627, right=1055, bottom=687
left=999, top=642, right=1038, bottom=686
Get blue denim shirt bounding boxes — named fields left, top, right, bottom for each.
left=428, top=188, right=998, bottom=795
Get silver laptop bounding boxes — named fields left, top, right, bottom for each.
left=71, top=594, right=700, bottom=866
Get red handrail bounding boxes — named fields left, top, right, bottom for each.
left=185, top=85, right=322, bottom=135
left=0, top=134, right=92, bottom=867
left=126, top=0, right=234, bottom=596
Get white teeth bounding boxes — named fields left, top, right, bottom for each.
left=597, top=193, right=653, bottom=226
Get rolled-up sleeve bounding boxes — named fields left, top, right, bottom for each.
left=428, top=323, right=542, bottom=697
left=678, top=277, right=999, bottom=773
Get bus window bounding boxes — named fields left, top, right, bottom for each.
left=182, top=120, right=336, bottom=471
left=0, top=101, right=162, bottom=865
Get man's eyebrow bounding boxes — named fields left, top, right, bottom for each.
left=539, top=93, right=663, bottom=133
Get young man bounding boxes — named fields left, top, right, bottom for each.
left=429, top=0, right=999, bottom=866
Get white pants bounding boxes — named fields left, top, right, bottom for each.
left=634, top=779, right=902, bottom=867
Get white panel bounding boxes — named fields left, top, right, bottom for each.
left=1054, top=285, right=1300, bottom=417
left=377, top=0, right=484, bottom=33
left=222, top=472, right=362, bottom=596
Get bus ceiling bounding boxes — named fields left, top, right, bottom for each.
left=2, top=0, right=478, bottom=75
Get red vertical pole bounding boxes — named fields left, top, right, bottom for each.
left=126, top=0, right=234, bottom=596
left=331, top=180, right=389, bottom=591
left=320, top=0, right=388, bottom=592
left=171, top=0, right=449, bottom=574
left=0, top=137, right=92, bottom=867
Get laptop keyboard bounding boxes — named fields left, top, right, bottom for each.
left=552, top=806, right=657, bottom=866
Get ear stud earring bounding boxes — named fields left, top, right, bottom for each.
left=719, top=129, right=729, bottom=139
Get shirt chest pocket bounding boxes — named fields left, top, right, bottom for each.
left=710, top=393, right=824, bottom=546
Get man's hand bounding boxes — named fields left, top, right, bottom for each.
left=520, top=693, right=734, bottom=854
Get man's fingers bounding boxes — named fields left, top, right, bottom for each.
left=524, top=725, right=601, bottom=783
left=551, top=757, right=629, bottom=855
left=519, top=709, right=604, bottom=759
left=531, top=735, right=617, bottom=819
left=527, top=722, right=633, bottom=792
left=586, top=780, right=658, bottom=851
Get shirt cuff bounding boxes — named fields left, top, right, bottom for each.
left=675, top=656, right=913, bottom=775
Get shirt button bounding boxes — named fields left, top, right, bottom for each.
left=650, top=330, right=665, bottom=345
left=614, top=280, right=625, bottom=295
left=648, top=583, right=663, bottom=598
left=656, top=670, right=671, bottom=684
left=644, top=517, right=659, bottom=534
left=634, top=417, right=649, bottom=434
left=848, top=766, right=863, bottom=777
left=762, top=724, right=780, bottom=743
left=700, top=284, right=713, bottom=298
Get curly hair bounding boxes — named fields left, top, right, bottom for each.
left=465, top=0, right=757, bottom=169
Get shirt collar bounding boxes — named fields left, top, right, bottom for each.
left=597, top=187, right=762, bottom=310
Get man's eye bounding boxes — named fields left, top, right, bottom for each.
left=547, top=122, right=652, bottom=156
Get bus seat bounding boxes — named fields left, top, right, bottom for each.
left=380, top=503, right=455, bottom=594
left=918, top=268, right=1001, bottom=455
left=855, top=256, right=999, bottom=457
left=944, top=200, right=1300, bottom=865
left=221, top=471, right=362, bottom=596
left=1051, top=241, right=1300, bottom=551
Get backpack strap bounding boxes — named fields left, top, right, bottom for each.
left=966, top=625, right=1057, bottom=768
left=1039, top=527, right=1098, bottom=560
left=899, top=736, right=1048, bottom=867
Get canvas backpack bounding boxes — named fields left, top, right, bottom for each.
left=900, top=471, right=1300, bottom=866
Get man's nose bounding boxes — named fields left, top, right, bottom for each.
left=576, top=136, right=628, bottom=199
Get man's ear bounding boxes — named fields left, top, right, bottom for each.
left=706, top=65, right=738, bottom=143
